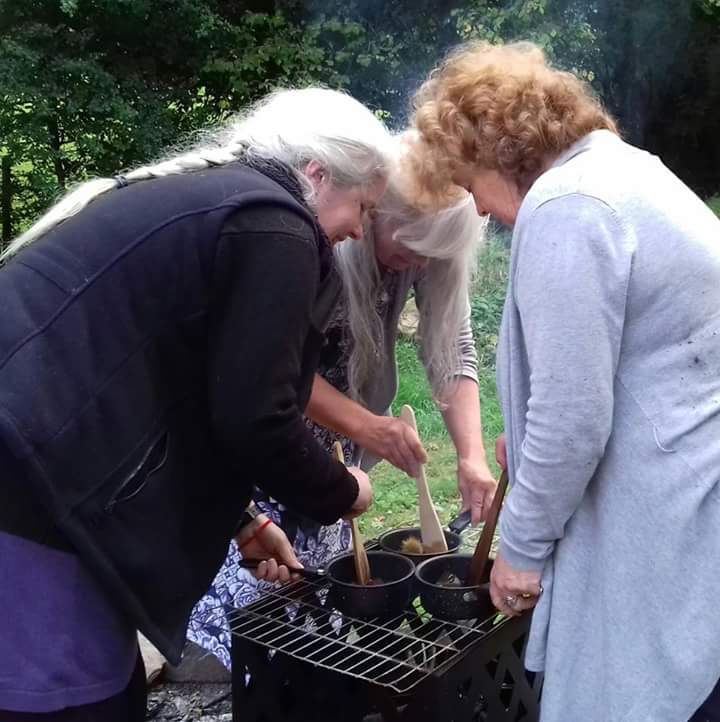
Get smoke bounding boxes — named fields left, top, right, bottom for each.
left=287, top=0, right=467, bottom=128
left=284, top=0, right=717, bottom=190
left=586, top=0, right=695, bottom=144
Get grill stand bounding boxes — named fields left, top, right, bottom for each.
left=230, top=611, right=542, bottom=722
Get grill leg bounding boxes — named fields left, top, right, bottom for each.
left=231, top=632, right=377, bottom=722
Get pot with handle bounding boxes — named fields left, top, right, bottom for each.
left=325, top=550, right=416, bottom=621
left=414, top=470, right=509, bottom=621
left=240, top=551, right=416, bottom=621
left=414, top=554, right=496, bottom=621
left=377, top=510, right=472, bottom=564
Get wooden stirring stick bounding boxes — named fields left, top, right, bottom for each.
left=333, top=442, right=371, bottom=585
left=399, top=405, right=448, bottom=553
left=468, top=469, right=509, bottom=586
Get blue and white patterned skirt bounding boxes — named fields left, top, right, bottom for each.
left=187, top=440, right=353, bottom=669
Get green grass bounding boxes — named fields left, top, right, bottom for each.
left=359, top=235, right=509, bottom=538
left=359, top=364, right=505, bottom=541
left=708, top=196, right=720, bottom=218
left=470, top=228, right=510, bottom=369
left=390, top=341, right=445, bottom=438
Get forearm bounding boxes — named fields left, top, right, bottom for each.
left=307, top=375, right=427, bottom=476
left=305, top=374, right=375, bottom=442
left=441, top=376, right=489, bottom=465
left=442, top=376, right=495, bottom=523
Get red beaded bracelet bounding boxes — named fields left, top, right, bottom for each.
left=237, top=518, right=273, bottom=550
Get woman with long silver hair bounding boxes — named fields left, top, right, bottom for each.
left=0, top=87, right=389, bottom=721
left=189, top=132, right=496, bottom=670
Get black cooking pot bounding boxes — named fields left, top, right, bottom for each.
left=326, top=551, right=415, bottom=621
left=415, top=554, right=495, bottom=622
left=377, top=511, right=471, bottom=564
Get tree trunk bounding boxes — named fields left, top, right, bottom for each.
left=1, top=155, right=12, bottom=250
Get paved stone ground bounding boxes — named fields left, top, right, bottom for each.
left=142, top=640, right=232, bottom=721
left=146, top=682, right=232, bottom=722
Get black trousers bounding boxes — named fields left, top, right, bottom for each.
left=0, top=653, right=146, bottom=722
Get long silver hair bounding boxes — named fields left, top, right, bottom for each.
left=3, top=87, right=391, bottom=258
left=334, top=135, right=486, bottom=403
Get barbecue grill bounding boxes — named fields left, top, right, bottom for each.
left=226, top=544, right=542, bottom=722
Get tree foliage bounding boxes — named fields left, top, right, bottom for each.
left=1, top=0, right=718, bottom=243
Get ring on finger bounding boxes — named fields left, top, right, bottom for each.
left=503, top=594, right=519, bottom=609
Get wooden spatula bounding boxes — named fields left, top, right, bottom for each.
left=399, top=405, right=448, bottom=554
left=333, top=442, right=371, bottom=585
left=468, top=469, right=509, bottom=586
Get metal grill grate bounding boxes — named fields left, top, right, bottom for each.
left=227, top=573, right=507, bottom=695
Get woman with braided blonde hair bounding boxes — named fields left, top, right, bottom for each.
left=0, top=87, right=389, bottom=720
left=411, top=41, right=720, bottom=722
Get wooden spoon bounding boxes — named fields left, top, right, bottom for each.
left=333, top=442, right=371, bottom=585
left=468, top=468, right=509, bottom=586
left=399, top=405, right=448, bottom=554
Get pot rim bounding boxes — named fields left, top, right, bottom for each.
left=377, top=527, right=461, bottom=557
left=327, top=550, right=415, bottom=589
left=414, top=553, right=486, bottom=592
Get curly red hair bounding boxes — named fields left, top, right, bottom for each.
left=410, top=41, right=618, bottom=206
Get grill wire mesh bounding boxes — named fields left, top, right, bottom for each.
left=227, top=572, right=506, bottom=694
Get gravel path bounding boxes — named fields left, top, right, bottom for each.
left=147, top=682, right=232, bottom=722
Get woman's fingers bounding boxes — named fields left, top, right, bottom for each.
left=255, top=559, right=269, bottom=580
left=490, top=582, right=539, bottom=616
left=361, top=415, right=427, bottom=477
left=403, top=425, right=428, bottom=465
left=252, top=558, right=297, bottom=583
left=395, top=436, right=420, bottom=478
left=495, top=433, right=507, bottom=470
left=393, top=421, right=426, bottom=477
left=276, top=564, right=291, bottom=583
left=489, top=550, right=543, bottom=614
left=264, top=558, right=278, bottom=580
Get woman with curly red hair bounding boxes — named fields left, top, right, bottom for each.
left=412, top=41, right=720, bottom=722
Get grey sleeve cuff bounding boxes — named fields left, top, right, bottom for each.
left=454, top=367, right=479, bottom=384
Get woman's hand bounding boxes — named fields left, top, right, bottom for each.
left=343, top=466, right=373, bottom=519
left=306, top=377, right=426, bottom=477
left=457, top=457, right=496, bottom=525
left=355, top=414, right=428, bottom=478
left=489, top=550, right=543, bottom=616
left=495, top=433, right=507, bottom=471
left=235, top=514, right=302, bottom=583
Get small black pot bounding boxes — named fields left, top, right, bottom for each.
left=378, top=527, right=462, bottom=563
left=415, top=554, right=495, bottom=622
left=326, top=551, right=415, bottom=620
left=377, top=510, right=471, bottom=564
